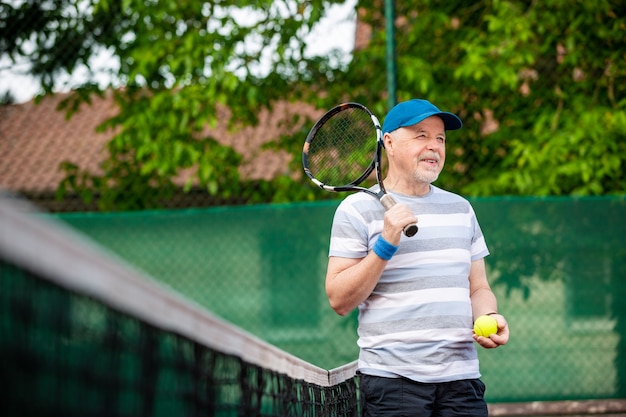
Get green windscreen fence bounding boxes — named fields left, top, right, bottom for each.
left=56, top=197, right=626, bottom=404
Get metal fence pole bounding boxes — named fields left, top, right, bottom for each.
left=385, top=0, right=397, bottom=110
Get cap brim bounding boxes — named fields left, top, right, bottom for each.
left=438, top=112, right=463, bottom=130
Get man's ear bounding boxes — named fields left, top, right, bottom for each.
left=382, top=132, right=394, bottom=155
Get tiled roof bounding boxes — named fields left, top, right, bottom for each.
left=0, top=92, right=116, bottom=193
left=0, top=92, right=322, bottom=194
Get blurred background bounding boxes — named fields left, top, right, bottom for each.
left=1, top=0, right=625, bottom=410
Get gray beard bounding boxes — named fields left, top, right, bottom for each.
left=413, top=169, right=440, bottom=184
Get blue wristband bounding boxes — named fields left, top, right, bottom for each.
left=372, top=236, right=399, bottom=261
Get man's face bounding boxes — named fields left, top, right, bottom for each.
left=389, top=116, right=446, bottom=184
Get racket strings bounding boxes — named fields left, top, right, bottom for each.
left=307, top=108, right=377, bottom=186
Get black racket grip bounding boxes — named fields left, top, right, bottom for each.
left=379, top=194, right=419, bottom=237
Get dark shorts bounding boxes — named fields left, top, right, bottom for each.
left=359, top=374, right=488, bottom=417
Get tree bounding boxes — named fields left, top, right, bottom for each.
left=344, top=0, right=626, bottom=196
left=1, top=0, right=625, bottom=210
left=1, top=0, right=348, bottom=210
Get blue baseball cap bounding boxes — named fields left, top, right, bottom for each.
left=382, top=99, right=463, bottom=134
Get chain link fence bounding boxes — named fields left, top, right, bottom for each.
left=51, top=197, right=626, bottom=404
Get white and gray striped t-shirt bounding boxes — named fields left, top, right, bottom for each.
left=329, top=185, right=489, bottom=383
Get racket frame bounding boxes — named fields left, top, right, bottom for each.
left=302, top=102, right=418, bottom=237
left=302, top=102, right=383, bottom=197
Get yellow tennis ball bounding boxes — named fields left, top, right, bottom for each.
left=474, top=315, right=498, bottom=338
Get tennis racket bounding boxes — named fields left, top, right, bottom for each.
left=302, top=102, right=418, bottom=237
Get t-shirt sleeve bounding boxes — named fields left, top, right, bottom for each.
left=469, top=205, right=490, bottom=261
left=328, top=197, right=372, bottom=259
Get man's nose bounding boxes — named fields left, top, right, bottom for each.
left=426, top=138, right=442, bottom=150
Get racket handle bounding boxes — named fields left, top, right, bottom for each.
left=379, top=194, right=419, bottom=237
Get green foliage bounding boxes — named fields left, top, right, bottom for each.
left=2, top=0, right=625, bottom=210
left=352, top=0, right=625, bottom=197
left=2, top=0, right=347, bottom=210
left=447, top=0, right=626, bottom=196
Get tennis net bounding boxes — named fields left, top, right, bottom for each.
left=0, top=193, right=360, bottom=416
